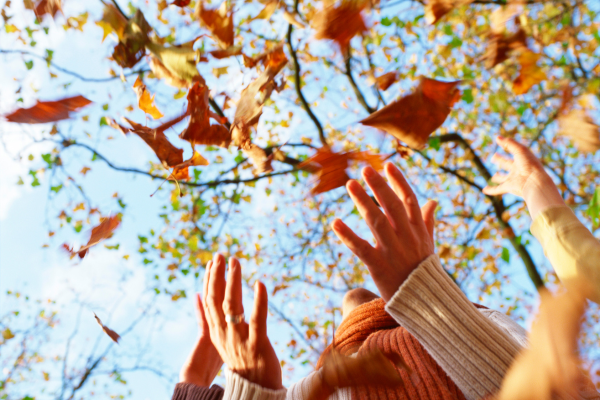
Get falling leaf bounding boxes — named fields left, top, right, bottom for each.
left=133, top=77, right=164, bottom=119
left=209, top=46, right=243, bottom=59
left=212, top=66, right=228, bottom=78
left=94, top=313, right=121, bottom=344
left=96, top=4, right=128, bottom=42
left=171, top=151, right=210, bottom=181
left=146, top=42, right=203, bottom=87
left=512, top=50, right=546, bottom=95
left=375, top=71, right=399, bottom=91
left=179, top=82, right=231, bottom=147
left=298, top=148, right=385, bottom=194
left=196, top=1, right=234, bottom=49
left=360, top=77, right=461, bottom=150
left=33, top=0, right=62, bottom=19
left=559, top=110, right=600, bottom=153
left=482, top=28, right=527, bottom=69
left=65, top=216, right=121, bottom=259
left=80, top=166, right=91, bottom=176
left=251, top=1, right=278, bottom=21
left=124, top=118, right=184, bottom=167
left=4, top=95, right=92, bottom=124
left=244, top=144, right=274, bottom=174
left=282, top=10, right=306, bottom=28
left=242, top=44, right=287, bottom=73
left=498, top=283, right=596, bottom=400
left=232, top=46, right=287, bottom=150
left=171, top=0, right=191, bottom=7
left=424, top=0, right=473, bottom=24
left=111, top=10, right=152, bottom=69
left=309, top=348, right=408, bottom=400
left=312, top=2, right=367, bottom=50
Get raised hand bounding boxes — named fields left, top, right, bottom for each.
left=179, top=290, right=223, bottom=387
left=482, top=136, right=564, bottom=219
left=203, top=254, right=282, bottom=390
left=332, top=162, right=437, bottom=302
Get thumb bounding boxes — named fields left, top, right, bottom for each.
left=421, top=200, right=437, bottom=240
left=195, top=293, right=210, bottom=335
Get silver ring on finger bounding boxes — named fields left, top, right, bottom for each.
left=225, top=313, right=245, bottom=325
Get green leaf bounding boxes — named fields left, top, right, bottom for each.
left=381, top=17, right=392, bottom=26
left=143, top=258, right=153, bottom=265
left=443, top=25, right=453, bottom=35
left=99, top=116, right=108, bottom=126
left=29, top=170, right=40, bottom=187
left=501, top=247, right=510, bottom=263
left=587, top=187, right=600, bottom=227
left=50, top=184, right=63, bottom=193
left=25, top=60, right=34, bottom=70
left=429, top=136, right=441, bottom=151
left=118, top=199, right=126, bottom=209
left=41, top=153, right=53, bottom=167
left=105, top=244, right=120, bottom=250
left=138, top=235, right=148, bottom=243
left=234, top=152, right=245, bottom=164
left=174, top=89, right=187, bottom=99
left=448, top=36, right=462, bottom=49
left=461, top=88, right=474, bottom=104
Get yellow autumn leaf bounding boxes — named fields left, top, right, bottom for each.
left=133, top=76, right=164, bottom=119
left=513, top=51, right=546, bottom=95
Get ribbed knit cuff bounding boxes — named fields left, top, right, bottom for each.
left=384, top=255, right=522, bottom=400
left=223, top=369, right=287, bottom=400
left=172, top=382, right=224, bottom=400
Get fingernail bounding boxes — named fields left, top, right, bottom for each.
left=363, top=166, right=375, bottom=177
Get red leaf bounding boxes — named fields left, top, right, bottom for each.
left=171, top=0, right=191, bottom=7
left=313, top=2, right=367, bottom=50
left=4, top=95, right=92, bottom=124
left=94, top=313, right=121, bottom=344
left=360, top=77, right=461, bottom=149
left=124, top=118, right=184, bottom=167
left=66, top=216, right=121, bottom=259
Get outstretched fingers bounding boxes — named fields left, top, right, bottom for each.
left=491, top=153, right=514, bottom=171
left=206, top=254, right=227, bottom=332
left=332, top=218, right=378, bottom=265
left=385, top=163, right=422, bottom=225
left=361, top=166, right=409, bottom=231
left=224, top=258, right=248, bottom=338
left=346, top=179, right=396, bottom=243
left=420, top=200, right=437, bottom=240
left=249, top=281, right=269, bottom=348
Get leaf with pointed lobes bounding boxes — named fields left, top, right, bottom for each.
left=146, top=41, right=204, bottom=88
left=65, top=216, right=121, bottom=259
left=375, top=71, right=399, bottom=91
left=171, top=152, right=210, bottom=181
left=112, top=10, right=152, bottom=68
left=133, top=77, right=164, bottom=119
left=309, top=348, right=408, bottom=400
left=299, top=148, right=385, bottom=194
left=498, top=281, right=596, bottom=400
left=559, top=110, right=600, bottom=154
left=482, top=28, right=527, bottom=69
left=179, top=82, right=231, bottom=147
left=512, top=50, right=546, bottom=95
left=96, top=4, right=128, bottom=42
left=33, top=0, right=62, bottom=19
left=196, top=1, right=234, bottom=49
left=360, top=77, right=461, bottom=150
left=124, top=118, right=184, bottom=167
left=424, top=0, right=473, bottom=24
left=312, top=2, right=367, bottom=50
left=232, top=46, right=287, bottom=148
left=4, top=95, right=92, bottom=124
left=172, top=0, right=191, bottom=6
left=94, top=313, right=121, bottom=344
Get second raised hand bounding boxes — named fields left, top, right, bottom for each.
left=332, top=163, right=437, bottom=302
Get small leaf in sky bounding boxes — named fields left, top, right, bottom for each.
left=95, top=4, right=128, bottom=42
left=461, top=88, right=474, bottom=104
left=558, top=110, right=600, bottom=153
left=123, top=117, right=184, bottom=167
left=94, top=313, right=121, bottom=344
left=4, top=95, right=92, bottom=124
left=196, top=1, right=234, bottom=49
left=251, top=1, right=278, bottom=21
left=25, top=60, right=34, bottom=70
left=171, top=151, right=210, bottom=181
left=65, top=215, right=121, bottom=259
left=312, top=2, right=367, bottom=51
left=587, top=187, right=600, bottom=227
left=375, top=71, right=399, bottom=91
left=133, top=76, right=164, bottom=119
left=512, top=50, right=546, bottom=95
left=425, top=0, right=473, bottom=24
left=360, top=77, right=461, bottom=149
left=501, top=247, right=510, bottom=263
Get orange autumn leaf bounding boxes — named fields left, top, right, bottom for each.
left=360, top=77, right=461, bottom=149
left=133, top=77, right=164, bottom=119
left=312, top=2, right=367, bottom=50
left=4, top=95, right=92, bottom=124
left=512, top=50, right=546, bottom=95
left=123, top=117, right=184, bottom=167
left=148, top=55, right=191, bottom=89
left=483, top=29, right=527, bottom=69
left=298, top=148, right=385, bottom=194
left=244, top=144, right=274, bottom=174
left=171, top=0, right=191, bottom=7
left=65, top=216, right=121, bottom=259
left=424, top=0, right=473, bottom=24
left=33, top=0, right=62, bottom=20
left=179, top=82, right=231, bottom=147
left=94, top=313, right=121, bottom=344
left=196, top=1, right=234, bottom=49
left=498, top=283, right=596, bottom=400
left=209, top=46, right=243, bottom=59
left=558, top=110, right=600, bottom=153
left=171, top=152, right=210, bottom=181
left=375, top=71, right=399, bottom=91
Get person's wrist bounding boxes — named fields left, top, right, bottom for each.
left=522, top=172, right=565, bottom=220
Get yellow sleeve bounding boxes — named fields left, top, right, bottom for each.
left=531, top=205, right=600, bottom=304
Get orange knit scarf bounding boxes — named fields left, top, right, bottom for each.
left=316, top=298, right=481, bottom=400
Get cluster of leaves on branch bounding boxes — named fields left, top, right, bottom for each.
left=2, top=0, right=600, bottom=395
